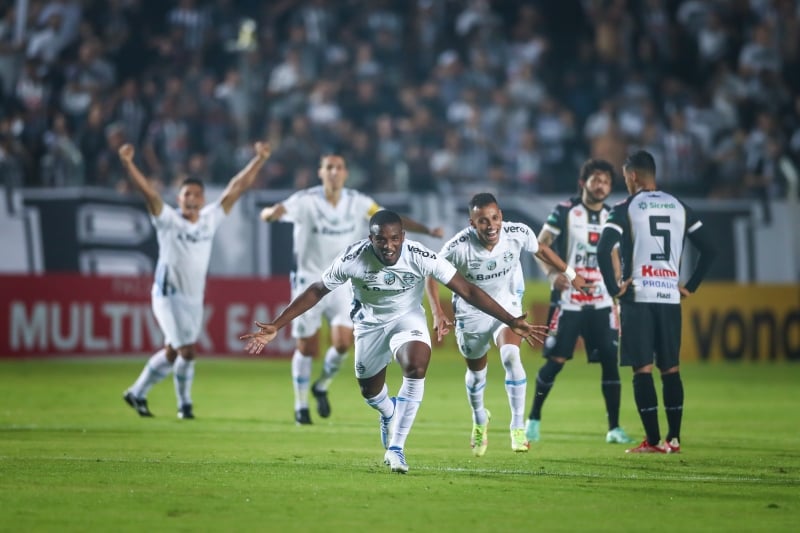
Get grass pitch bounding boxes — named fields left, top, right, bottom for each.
left=1, top=354, right=798, bottom=532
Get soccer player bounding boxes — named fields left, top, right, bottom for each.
left=241, top=210, right=548, bottom=473
left=426, top=193, right=586, bottom=457
left=597, top=150, right=715, bottom=453
left=260, top=154, right=442, bottom=425
left=525, top=159, right=636, bottom=445
left=121, top=141, right=271, bottom=419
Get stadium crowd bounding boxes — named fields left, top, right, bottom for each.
left=0, top=0, right=799, bottom=200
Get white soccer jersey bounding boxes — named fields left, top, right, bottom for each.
left=150, top=201, right=225, bottom=301
left=439, top=221, right=538, bottom=318
left=322, top=237, right=457, bottom=331
left=604, top=190, right=702, bottom=304
left=281, top=186, right=379, bottom=278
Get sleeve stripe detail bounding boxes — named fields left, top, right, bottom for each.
left=606, top=222, right=623, bottom=234
left=688, top=220, right=703, bottom=233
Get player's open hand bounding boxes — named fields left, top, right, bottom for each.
left=431, top=313, right=453, bottom=342
left=118, top=143, right=135, bottom=162
left=509, top=314, right=549, bottom=347
left=254, top=141, right=271, bottom=160
left=240, top=321, right=278, bottom=354
left=679, top=285, right=691, bottom=299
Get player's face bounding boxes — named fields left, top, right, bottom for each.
left=469, top=203, right=503, bottom=248
left=319, top=156, right=348, bottom=193
left=583, top=171, right=612, bottom=203
left=177, top=183, right=205, bottom=222
left=622, top=167, right=637, bottom=195
left=369, top=222, right=405, bottom=266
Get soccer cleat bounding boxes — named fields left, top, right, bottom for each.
left=471, top=409, right=491, bottom=457
left=383, top=446, right=409, bottom=474
left=625, top=439, right=666, bottom=454
left=295, top=408, right=312, bottom=425
left=510, top=428, right=530, bottom=452
left=311, top=381, right=331, bottom=418
left=606, top=426, right=636, bottom=444
left=123, top=391, right=153, bottom=417
left=525, top=418, right=540, bottom=443
left=662, top=438, right=681, bottom=453
left=177, top=404, right=194, bottom=420
left=380, top=397, right=397, bottom=449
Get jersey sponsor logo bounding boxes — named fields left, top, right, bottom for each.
left=468, top=265, right=513, bottom=281
left=486, top=260, right=497, bottom=271
left=176, top=231, right=213, bottom=244
left=503, top=225, right=529, bottom=235
left=574, top=252, right=598, bottom=268
left=656, top=292, right=672, bottom=299
left=411, top=330, right=423, bottom=337
left=641, top=265, right=678, bottom=278
left=641, top=279, right=678, bottom=289
left=407, top=245, right=435, bottom=258
left=588, top=231, right=600, bottom=245
left=638, top=200, right=677, bottom=210
left=468, top=261, right=481, bottom=270
left=312, top=224, right=357, bottom=236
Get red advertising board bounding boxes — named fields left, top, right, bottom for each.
left=0, top=275, right=293, bottom=358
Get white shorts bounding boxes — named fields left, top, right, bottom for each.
left=455, top=298, right=522, bottom=360
left=152, top=293, right=203, bottom=348
left=290, top=274, right=353, bottom=339
left=352, top=312, right=431, bottom=379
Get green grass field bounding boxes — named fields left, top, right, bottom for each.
left=1, top=354, right=798, bottom=532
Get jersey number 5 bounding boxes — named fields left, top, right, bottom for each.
left=649, top=215, right=671, bottom=260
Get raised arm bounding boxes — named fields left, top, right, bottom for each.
left=444, top=272, right=548, bottom=346
left=240, top=281, right=331, bottom=354
left=219, top=142, right=272, bottom=214
left=260, top=202, right=287, bottom=222
left=118, top=144, right=163, bottom=216
left=399, top=215, right=444, bottom=238
left=425, top=276, right=453, bottom=342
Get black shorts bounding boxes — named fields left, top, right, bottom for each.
left=544, top=306, right=619, bottom=362
left=619, top=301, right=682, bottom=370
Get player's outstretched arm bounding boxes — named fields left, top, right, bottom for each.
left=424, top=276, right=453, bottom=342
left=240, top=281, right=331, bottom=354
left=444, top=272, right=548, bottom=346
left=220, top=141, right=271, bottom=214
left=118, top=144, right=163, bottom=216
left=260, top=203, right=286, bottom=222
left=535, top=229, right=571, bottom=292
left=398, top=215, right=444, bottom=238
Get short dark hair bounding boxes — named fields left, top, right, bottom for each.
left=180, top=177, right=204, bottom=190
left=469, top=192, right=498, bottom=210
left=579, top=159, right=615, bottom=186
left=369, top=209, right=402, bottom=232
left=623, top=150, right=656, bottom=176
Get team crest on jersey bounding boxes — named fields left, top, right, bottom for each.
left=486, top=260, right=497, bottom=271
left=503, top=251, right=514, bottom=263
left=469, top=261, right=481, bottom=270
left=574, top=209, right=582, bottom=217
left=638, top=201, right=648, bottom=210
left=402, top=273, right=416, bottom=285
left=384, top=272, right=396, bottom=285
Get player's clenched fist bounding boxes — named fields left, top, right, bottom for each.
left=118, top=143, right=135, bottom=162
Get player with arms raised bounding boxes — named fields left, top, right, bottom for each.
left=121, top=141, right=271, bottom=419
